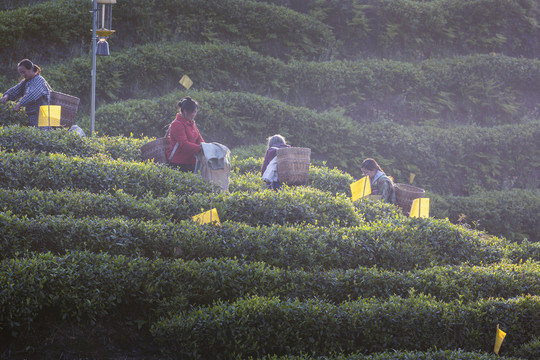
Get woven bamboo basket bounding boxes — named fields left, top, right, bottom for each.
left=395, top=183, right=425, bottom=214
left=50, top=91, right=80, bottom=128
left=276, top=147, right=311, bottom=185
left=141, top=137, right=169, bottom=164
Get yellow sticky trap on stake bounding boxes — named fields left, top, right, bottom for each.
left=192, top=208, right=220, bottom=226
left=179, top=75, right=193, bottom=89
left=494, top=324, right=506, bottom=354
left=350, top=176, right=371, bottom=202
left=410, top=198, right=429, bottom=218
left=38, top=105, right=61, bottom=127
left=409, top=173, right=416, bottom=184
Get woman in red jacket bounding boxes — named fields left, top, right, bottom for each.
left=166, top=96, right=204, bottom=172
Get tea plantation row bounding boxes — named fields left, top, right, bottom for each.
left=2, top=252, right=538, bottom=321
left=153, top=294, right=539, bottom=358
left=3, top=210, right=539, bottom=270
left=1, top=252, right=538, bottom=357
left=0, top=187, right=363, bottom=227
left=3, top=42, right=540, bottom=129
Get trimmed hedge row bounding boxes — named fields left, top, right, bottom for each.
left=261, top=350, right=526, bottom=360
left=1, top=252, right=538, bottom=334
left=152, top=294, right=540, bottom=358
left=12, top=42, right=537, bottom=128
left=0, top=186, right=363, bottom=228
left=0, top=150, right=211, bottom=198
left=430, top=189, right=540, bottom=243
left=0, top=125, right=146, bottom=161
left=2, top=211, right=534, bottom=270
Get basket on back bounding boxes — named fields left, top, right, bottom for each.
left=276, top=147, right=311, bottom=185
left=49, top=91, right=80, bottom=128
left=141, top=137, right=169, bottom=164
left=395, top=183, right=425, bottom=214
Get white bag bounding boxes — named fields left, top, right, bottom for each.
left=262, top=155, right=279, bottom=182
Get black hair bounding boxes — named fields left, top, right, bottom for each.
left=18, top=59, right=40, bottom=74
left=361, top=158, right=383, bottom=173
left=178, top=96, right=199, bottom=115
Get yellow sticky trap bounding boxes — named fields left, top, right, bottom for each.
left=179, top=75, right=193, bottom=89
left=38, top=105, right=61, bottom=127
left=350, top=176, right=371, bottom=202
left=494, top=324, right=506, bottom=354
left=192, top=208, right=220, bottom=225
left=410, top=198, right=429, bottom=218
left=409, top=173, right=416, bottom=184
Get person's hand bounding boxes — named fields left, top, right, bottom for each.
left=0, top=94, right=8, bottom=103
left=13, top=103, right=21, bottom=112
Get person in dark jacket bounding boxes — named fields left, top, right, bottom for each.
left=166, top=96, right=204, bottom=172
left=261, top=134, right=290, bottom=190
left=1, top=59, right=50, bottom=127
left=361, top=158, right=397, bottom=204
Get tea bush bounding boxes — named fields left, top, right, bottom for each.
left=152, top=294, right=540, bottom=358
left=34, top=43, right=540, bottom=128
left=262, top=350, right=522, bottom=360
left=0, top=124, right=145, bottom=160
left=430, top=189, right=540, bottom=243
left=0, top=0, right=333, bottom=66
left=2, top=252, right=537, bottom=342
left=0, top=186, right=362, bottom=227
left=3, top=0, right=539, bottom=67
left=1, top=212, right=528, bottom=269
left=259, top=0, right=540, bottom=60
left=0, top=150, right=211, bottom=198
left=0, top=100, right=27, bottom=126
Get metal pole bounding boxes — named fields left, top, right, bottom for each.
left=90, top=0, right=97, bottom=136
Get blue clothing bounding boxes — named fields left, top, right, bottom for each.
left=5, top=74, right=50, bottom=126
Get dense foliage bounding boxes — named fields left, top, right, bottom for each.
left=0, top=0, right=538, bottom=359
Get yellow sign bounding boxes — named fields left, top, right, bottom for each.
left=179, top=75, right=193, bottom=90
left=410, top=198, right=429, bottom=218
left=409, top=173, right=416, bottom=184
left=494, top=324, right=506, bottom=354
left=38, top=105, right=61, bottom=127
left=192, top=208, right=220, bottom=225
left=350, top=176, right=371, bottom=202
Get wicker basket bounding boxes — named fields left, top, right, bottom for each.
left=395, top=183, right=425, bottom=214
left=141, top=137, right=169, bottom=164
left=276, top=147, right=311, bottom=185
left=50, top=91, right=80, bottom=128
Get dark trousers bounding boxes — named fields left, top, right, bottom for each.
left=169, top=163, right=196, bottom=173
